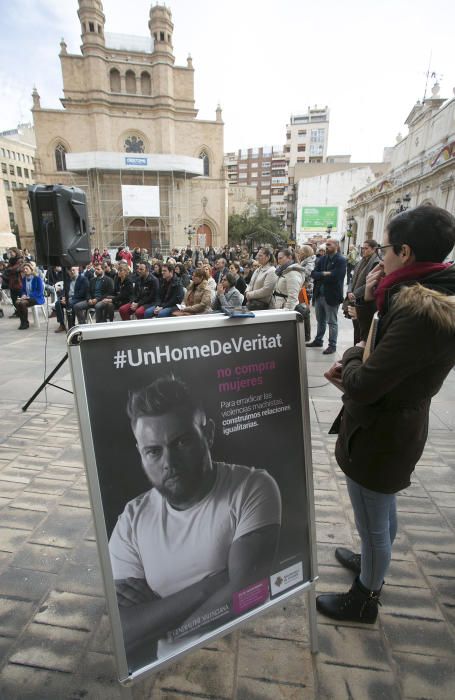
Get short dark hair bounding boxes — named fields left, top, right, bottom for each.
left=127, top=377, right=200, bottom=428
left=162, top=263, right=175, bottom=274
left=224, top=272, right=237, bottom=287
left=387, top=206, right=455, bottom=262
left=363, top=239, right=378, bottom=249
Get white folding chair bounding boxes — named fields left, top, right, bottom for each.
left=31, top=304, right=48, bottom=328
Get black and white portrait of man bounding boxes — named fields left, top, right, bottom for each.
left=108, top=376, right=282, bottom=664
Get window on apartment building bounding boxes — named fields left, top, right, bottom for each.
left=24, top=168, right=29, bottom=178
left=310, top=129, right=325, bottom=143
left=89, top=22, right=95, bottom=32
left=286, top=132, right=291, bottom=140
left=297, top=144, right=306, bottom=152
left=9, top=212, right=15, bottom=226
left=238, top=163, right=247, bottom=170
left=262, top=170, right=270, bottom=176
left=3, top=180, right=9, bottom=191
left=6, top=196, right=12, bottom=207
left=12, top=152, right=16, bottom=160
left=284, top=146, right=290, bottom=153
left=238, top=173, right=247, bottom=179
left=17, top=166, right=22, bottom=177
left=55, top=144, right=67, bottom=171
left=1, top=163, right=6, bottom=174
left=298, top=130, right=307, bottom=136
left=12, top=181, right=17, bottom=188
left=309, top=144, right=323, bottom=156
left=1, top=148, right=5, bottom=157
left=9, top=165, right=14, bottom=175
left=31, top=171, right=35, bottom=178
left=297, top=157, right=306, bottom=163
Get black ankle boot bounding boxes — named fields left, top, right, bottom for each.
left=335, top=547, right=361, bottom=575
left=316, top=576, right=381, bottom=623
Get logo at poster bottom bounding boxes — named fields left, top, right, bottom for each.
left=270, top=561, right=303, bottom=596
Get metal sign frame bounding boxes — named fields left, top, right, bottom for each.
left=68, top=311, right=318, bottom=684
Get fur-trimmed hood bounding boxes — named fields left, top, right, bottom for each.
left=393, top=266, right=455, bottom=333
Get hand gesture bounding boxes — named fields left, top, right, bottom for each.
left=364, top=264, right=385, bottom=302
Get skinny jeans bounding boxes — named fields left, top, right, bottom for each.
left=346, top=476, right=397, bottom=592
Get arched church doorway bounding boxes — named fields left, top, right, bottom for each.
left=196, top=223, right=212, bottom=247
left=127, top=219, right=151, bottom=251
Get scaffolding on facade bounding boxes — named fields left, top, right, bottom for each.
left=68, top=167, right=192, bottom=255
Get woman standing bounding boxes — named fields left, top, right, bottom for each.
left=5, top=248, right=24, bottom=316
left=245, top=247, right=277, bottom=311
left=273, top=248, right=306, bottom=310
left=316, top=206, right=455, bottom=623
left=91, top=248, right=102, bottom=265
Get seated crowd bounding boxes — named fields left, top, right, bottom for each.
left=1, top=242, right=318, bottom=331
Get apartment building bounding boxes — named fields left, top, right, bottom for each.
left=0, top=124, right=36, bottom=232
left=224, top=145, right=288, bottom=221
left=285, top=106, right=330, bottom=167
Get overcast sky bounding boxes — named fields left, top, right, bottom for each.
left=0, top=0, right=453, bottom=161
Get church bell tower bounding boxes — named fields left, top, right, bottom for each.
left=78, top=0, right=106, bottom=53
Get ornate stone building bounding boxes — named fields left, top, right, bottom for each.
left=345, top=84, right=455, bottom=244
left=28, top=0, right=227, bottom=252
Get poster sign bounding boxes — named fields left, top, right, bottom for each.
left=121, top=185, right=160, bottom=217
left=301, top=206, right=338, bottom=231
left=68, top=313, right=316, bottom=682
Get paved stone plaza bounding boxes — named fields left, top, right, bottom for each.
left=0, top=308, right=454, bottom=699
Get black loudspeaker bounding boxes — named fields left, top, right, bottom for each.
left=28, top=184, right=91, bottom=267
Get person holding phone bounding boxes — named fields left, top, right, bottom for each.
left=316, top=205, right=455, bottom=624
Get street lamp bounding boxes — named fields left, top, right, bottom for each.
left=346, top=216, right=355, bottom=238
left=395, top=193, right=411, bottom=213
left=184, top=225, right=196, bottom=247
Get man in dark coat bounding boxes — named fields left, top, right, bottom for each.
left=119, top=262, right=159, bottom=320
left=306, top=239, right=347, bottom=354
left=316, top=205, right=455, bottom=625
left=54, top=266, right=89, bottom=331
left=144, top=263, right=184, bottom=318
left=344, top=239, right=381, bottom=343
left=74, top=263, right=114, bottom=323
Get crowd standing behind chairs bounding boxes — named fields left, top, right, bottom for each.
left=1, top=241, right=341, bottom=332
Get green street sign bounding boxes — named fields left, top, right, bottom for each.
left=301, top=206, right=338, bottom=231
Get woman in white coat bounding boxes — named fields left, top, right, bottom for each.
left=245, top=247, right=277, bottom=310
left=273, top=248, right=306, bottom=310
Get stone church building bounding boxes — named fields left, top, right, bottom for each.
left=28, top=0, right=227, bottom=253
